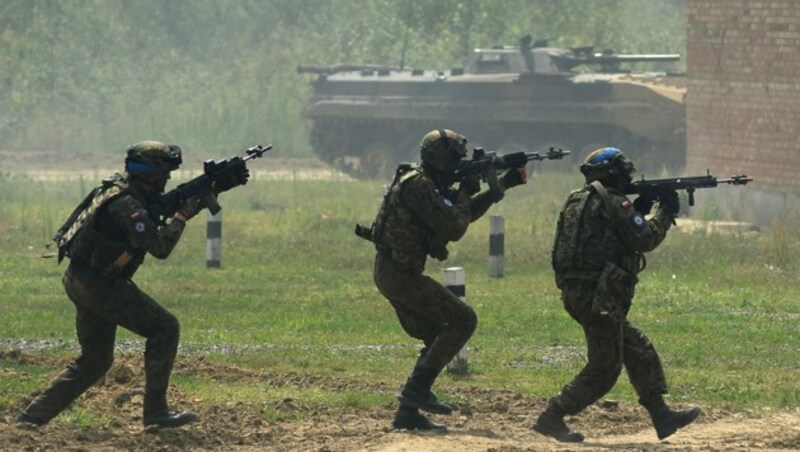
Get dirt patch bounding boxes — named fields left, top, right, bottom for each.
left=2, top=351, right=798, bottom=451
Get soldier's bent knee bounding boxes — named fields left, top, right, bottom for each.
left=595, top=362, right=623, bottom=393
left=166, top=315, right=180, bottom=338
left=163, top=311, right=179, bottom=331
left=153, top=313, right=180, bottom=344
left=455, top=305, right=478, bottom=337
left=597, top=373, right=621, bottom=395
left=81, top=351, right=114, bottom=380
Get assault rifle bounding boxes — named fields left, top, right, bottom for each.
left=149, top=144, right=272, bottom=223
left=454, top=146, right=571, bottom=181
left=625, top=171, right=753, bottom=206
left=354, top=147, right=570, bottom=245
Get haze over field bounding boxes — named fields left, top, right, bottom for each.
left=1, top=0, right=685, bottom=155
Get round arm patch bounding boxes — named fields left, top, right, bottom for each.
left=630, top=213, right=646, bottom=230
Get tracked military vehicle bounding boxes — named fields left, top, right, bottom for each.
left=299, top=36, right=686, bottom=178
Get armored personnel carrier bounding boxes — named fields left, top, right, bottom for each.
left=299, top=36, right=686, bottom=178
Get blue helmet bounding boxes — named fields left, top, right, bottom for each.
left=124, top=141, right=182, bottom=175
left=580, top=147, right=635, bottom=183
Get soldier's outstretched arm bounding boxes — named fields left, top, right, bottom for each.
left=468, top=167, right=527, bottom=222
left=402, top=177, right=471, bottom=242
left=108, top=195, right=185, bottom=259
left=467, top=191, right=498, bottom=222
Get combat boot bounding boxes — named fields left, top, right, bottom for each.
left=392, top=405, right=447, bottom=431
left=397, top=366, right=452, bottom=415
left=14, top=412, right=46, bottom=427
left=644, top=396, right=701, bottom=440
left=143, top=409, right=199, bottom=428
left=532, top=402, right=584, bottom=443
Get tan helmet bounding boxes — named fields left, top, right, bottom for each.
left=579, top=147, right=635, bottom=183
left=124, top=140, right=183, bottom=175
left=419, top=129, right=468, bottom=168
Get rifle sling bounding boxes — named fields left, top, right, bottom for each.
left=589, top=181, right=622, bottom=270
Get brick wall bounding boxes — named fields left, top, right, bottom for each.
left=687, top=0, right=800, bottom=196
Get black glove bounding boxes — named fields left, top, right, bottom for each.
left=458, top=173, right=481, bottom=196
left=214, top=160, right=250, bottom=193
left=633, top=194, right=656, bottom=216
left=499, top=167, right=528, bottom=190
left=659, top=189, right=680, bottom=217
left=175, top=196, right=204, bottom=221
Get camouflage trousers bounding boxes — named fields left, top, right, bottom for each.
left=551, top=280, right=667, bottom=415
left=374, top=253, right=477, bottom=373
left=22, top=261, right=180, bottom=424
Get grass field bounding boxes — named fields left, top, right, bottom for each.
left=1, top=169, right=798, bottom=424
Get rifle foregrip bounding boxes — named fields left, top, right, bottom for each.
left=204, top=193, right=221, bottom=215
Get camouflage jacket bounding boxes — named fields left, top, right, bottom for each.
left=551, top=181, right=673, bottom=287
left=374, top=164, right=497, bottom=274
left=57, top=173, right=186, bottom=279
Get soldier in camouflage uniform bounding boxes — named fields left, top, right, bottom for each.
left=369, top=129, right=527, bottom=431
left=15, top=141, right=248, bottom=429
left=533, top=147, right=700, bottom=442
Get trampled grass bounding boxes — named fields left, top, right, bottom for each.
left=1, top=171, right=798, bottom=416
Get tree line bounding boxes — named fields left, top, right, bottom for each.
left=0, top=0, right=685, bottom=155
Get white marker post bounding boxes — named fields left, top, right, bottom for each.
left=444, top=267, right=468, bottom=375
left=489, top=215, right=505, bottom=278
left=206, top=211, right=222, bottom=268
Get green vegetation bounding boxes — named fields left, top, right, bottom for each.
left=0, top=0, right=686, bottom=153
left=55, top=407, right=109, bottom=429
left=1, top=172, right=798, bottom=420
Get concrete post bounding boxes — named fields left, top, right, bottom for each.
left=444, top=266, right=468, bottom=375
left=206, top=210, right=222, bottom=268
left=489, top=215, right=505, bottom=277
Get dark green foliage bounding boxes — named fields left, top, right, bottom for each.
left=0, top=0, right=685, bottom=153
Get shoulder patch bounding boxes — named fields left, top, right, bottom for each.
left=122, top=207, right=153, bottom=236
left=630, top=213, right=646, bottom=230
left=621, top=200, right=632, bottom=209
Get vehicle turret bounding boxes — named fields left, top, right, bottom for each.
left=299, top=35, right=686, bottom=178
left=465, top=36, right=681, bottom=75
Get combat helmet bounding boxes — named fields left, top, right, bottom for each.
left=419, top=129, right=468, bottom=171
left=124, top=141, right=183, bottom=175
left=580, top=147, right=635, bottom=184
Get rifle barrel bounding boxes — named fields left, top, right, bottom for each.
left=718, top=175, right=753, bottom=185
left=522, top=148, right=571, bottom=161
left=244, top=144, right=273, bottom=161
